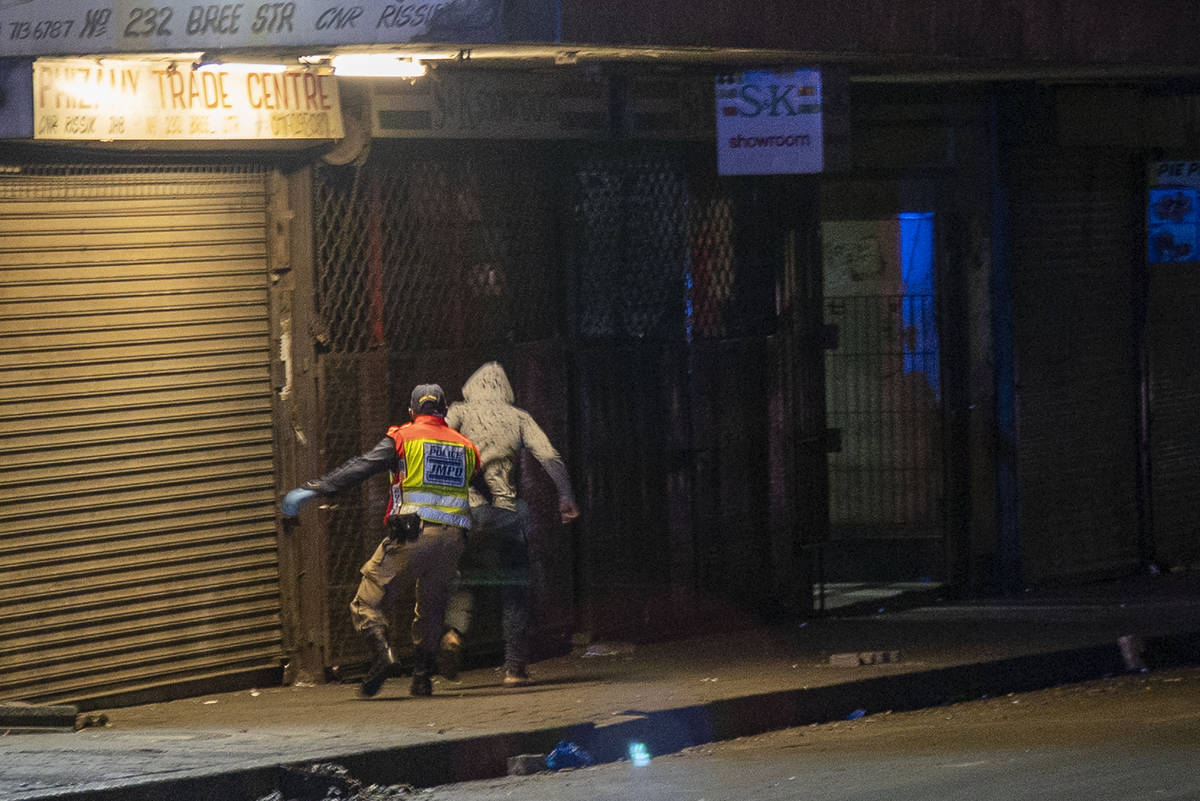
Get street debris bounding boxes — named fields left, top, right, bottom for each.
left=545, top=740, right=595, bottom=770
left=629, top=741, right=651, bottom=766
left=1118, top=634, right=1147, bottom=672
left=255, top=763, right=417, bottom=801
left=829, top=650, right=901, bottom=667
left=73, top=713, right=109, bottom=731
left=581, top=642, right=636, bottom=658
left=507, top=753, right=545, bottom=775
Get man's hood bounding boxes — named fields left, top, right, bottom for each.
left=461, top=361, right=514, bottom=404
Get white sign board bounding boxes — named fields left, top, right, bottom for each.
left=0, top=1, right=503, bottom=57
left=715, top=68, right=824, bottom=176
left=34, top=58, right=343, bottom=140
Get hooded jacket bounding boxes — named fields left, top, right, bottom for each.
left=446, top=362, right=575, bottom=513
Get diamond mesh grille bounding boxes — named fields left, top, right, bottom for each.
left=311, top=139, right=793, bottom=658
left=571, top=148, right=688, bottom=340
left=312, top=142, right=563, bottom=664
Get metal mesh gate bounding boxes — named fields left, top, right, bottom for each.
left=571, top=149, right=688, bottom=339
left=311, top=137, right=804, bottom=658
left=825, top=296, right=941, bottom=517
left=312, top=141, right=564, bottom=666
left=821, top=215, right=945, bottom=582
left=569, top=145, right=787, bottom=634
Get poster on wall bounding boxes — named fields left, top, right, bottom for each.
left=1147, top=161, right=1200, bottom=263
left=714, top=68, right=824, bottom=176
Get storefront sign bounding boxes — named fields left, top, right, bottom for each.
left=626, top=74, right=713, bottom=141
left=1148, top=161, right=1200, bottom=263
left=372, top=70, right=610, bottom=139
left=0, top=1, right=503, bottom=57
left=715, top=68, right=824, bottom=176
left=33, top=57, right=344, bottom=139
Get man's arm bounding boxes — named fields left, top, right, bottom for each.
left=281, top=436, right=398, bottom=516
left=519, top=411, right=579, bottom=523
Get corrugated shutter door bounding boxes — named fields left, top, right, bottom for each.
left=1008, top=151, right=1141, bottom=582
left=1146, top=268, right=1200, bottom=568
left=0, top=165, right=283, bottom=704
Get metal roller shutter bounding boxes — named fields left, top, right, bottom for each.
left=1146, top=268, right=1200, bottom=568
left=0, top=165, right=283, bottom=705
left=1008, top=151, right=1141, bottom=582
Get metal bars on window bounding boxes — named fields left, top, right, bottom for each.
left=824, top=292, right=943, bottom=534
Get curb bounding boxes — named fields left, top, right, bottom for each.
left=571, top=629, right=1200, bottom=763
left=23, top=629, right=1200, bottom=801
left=0, top=703, right=79, bottom=733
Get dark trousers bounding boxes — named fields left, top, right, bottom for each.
left=443, top=503, right=532, bottom=674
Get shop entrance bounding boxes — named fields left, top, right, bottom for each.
left=818, top=213, right=946, bottom=594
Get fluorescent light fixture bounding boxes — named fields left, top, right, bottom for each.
left=194, top=53, right=287, bottom=73
left=330, top=54, right=426, bottom=78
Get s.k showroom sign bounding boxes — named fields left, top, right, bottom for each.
left=715, top=68, right=825, bottom=176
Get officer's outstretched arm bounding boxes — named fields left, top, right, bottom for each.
left=280, top=436, right=398, bottom=517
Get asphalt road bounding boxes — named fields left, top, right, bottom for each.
left=411, top=666, right=1200, bottom=801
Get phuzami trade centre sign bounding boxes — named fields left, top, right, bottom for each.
left=715, top=68, right=825, bottom=175
left=33, top=58, right=343, bottom=139
left=0, top=1, right=503, bottom=57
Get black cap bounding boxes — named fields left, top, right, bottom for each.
left=410, top=383, right=447, bottom=416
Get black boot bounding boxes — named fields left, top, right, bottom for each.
left=359, top=628, right=394, bottom=698
left=410, top=649, right=434, bottom=697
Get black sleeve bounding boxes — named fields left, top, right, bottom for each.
left=303, top=436, right=398, bottom=495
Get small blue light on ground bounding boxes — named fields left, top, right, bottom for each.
left=629, top=741, right=651, bottom=767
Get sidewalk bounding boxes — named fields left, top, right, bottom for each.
left=3, top=573, right=1199, bottom=801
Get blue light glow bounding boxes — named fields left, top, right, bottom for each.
left=898, top=212, right=939, bottom=398
left=629, top=741, right=651, bottom=767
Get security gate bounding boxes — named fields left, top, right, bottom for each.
left=0, top=165, right=284, bottom=705
left=312, top=141, right=566, bottom=668
left=311, top=138, right=808, bottom=661
left=1007, top=151, right=1140, bottom=582
left=821, top=214, right=946, bottom=582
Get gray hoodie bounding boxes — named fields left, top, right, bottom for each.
left=446, top=362, right=575, bottom=512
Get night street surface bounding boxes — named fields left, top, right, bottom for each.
left=412, top=666, right=1200, bottom=801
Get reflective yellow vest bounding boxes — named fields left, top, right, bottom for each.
left=384, top=415, right=480, bottom=529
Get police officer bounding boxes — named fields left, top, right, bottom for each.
left=281, top=384, right=486, bottom=697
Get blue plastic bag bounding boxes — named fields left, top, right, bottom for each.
left=545, top=740, right=595, bottom=770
